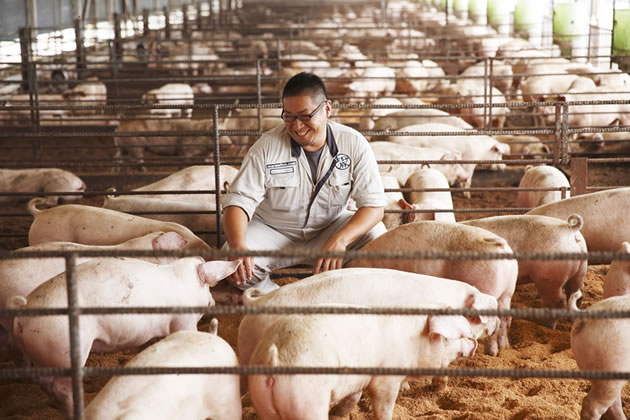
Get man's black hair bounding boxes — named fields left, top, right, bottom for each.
left=282, top=72, right=329, bottom=101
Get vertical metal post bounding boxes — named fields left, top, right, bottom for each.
left=570, top=158, right=588, bottom=196
left=164, top=7, right=171, bottom=39
left=553, top=101, right=562, bottom=166
left=560, top=100, right=569, bottom=165
left=65, top=253, right=85, bottom=420
left=143, top=8, right=150, bottom=36
left=213, top=105, right=223, bottom=247
left=25, top=0, right=38, bottom=28
left=113, top=13, right=123, bottom=64
left=256, top=59, right=262, bottom=131
left=183, top=4, right=190, bottom=39
left=74, top=18, right=86, bottom=81
left=196, top=0, right=203, bottom=30
left=488, top=57, right=494, bottom=130
left=19, top=27, right=33, bottom=93
left=482, top=57, right=488, bottom=129
left=610, top=0, right=616, bottom=69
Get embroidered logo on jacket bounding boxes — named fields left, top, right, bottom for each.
left=334, top=154, right=351, bottom=170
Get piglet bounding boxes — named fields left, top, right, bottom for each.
left=249, top=310, right=477, bottom=420
left=10, top=257, right=240, bottom=417
left=86, top=321, right=242, bottom=420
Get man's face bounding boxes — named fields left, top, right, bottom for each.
left=282, top=95, right=330, bottom=151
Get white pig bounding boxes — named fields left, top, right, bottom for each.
left=85, top=326, right=242, bottom=420
left=349, top=221, right=518, bottom=355
left=249, top=311, right=477, bottom=420
left=62, top=82, right=107, bottom=115
left=347, top=66, right=396, bottom=98
left=238, top=268, right=500, bottom=370
left=462, top=214, right=587, bottom=327
left=27, top=198, right=212, bottom=251
left=403, top=167, right=455, bottom=223
left=0, top=231, right=188, bottom=334
left=527, top=187, right=630, bottom=260
left=0, top=168, right=86, bottom=206
left=516, top=165, right=571, bottom=208
left=380, top=174, right=408, bottom=229
left=603, top=241, right=630, bottom=299
left=570, top=293, right=630, bottom=420
left=370, top=141, right=469, bottom=187
left=10, top=257, right=240, bottom=416
left=372, top=108, right=473, bottom=133
left=130, top=165, right=239, bottom=202
left=141, top=83, right=194, bottom=118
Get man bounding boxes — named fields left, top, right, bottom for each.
left=221, top=72, right=387, bottom=292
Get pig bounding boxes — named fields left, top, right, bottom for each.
left=349, top=221, right=519, bottom=355
left=442, top=82, right=510, bottom=129
left=527, top=187, right=630, bottom=260
left=570, top=293, right=630, bottom=420
left=370, top=141, right=469, bottom=188
left=10, top=257, right=240, bottom=417
left=385, top=123, right=511, bottom=196
left=27, top=198, right=212, bottom=251
left=516, top=165, right=571, bottom=208
left=0, top=168, right=86, bottom=206
left=238, top=267, right=500, bottom=371
left=494, top=135, right=551, bottom=158
left=462, top=214, right=587, bottom=327
left=380, top=174, right=408, bottom=229
left=603, top=241, right=630, bottom=299
left=85, top=325, right=242, bottom=420
left=113, top=118, right=236, bottom=171
left=249, top=310, right=478, bottom=420
left=129, top=165, right=240, bottom=203
left=358, top=97, right=404, bottom=131
left=347, top=66, right=397, bottom=98
left=403, top=167, right=455, bottom=222
left=141, top=83, right=194, bottom=118
left=372, top=109, right=473, bottom=134
left=395, top=59, right=430, bottom=94
left=102, top=195, right=219, bottom=245
left=62, top=81, right=107, bottom=115
left=0, top=231, right=188, bottom=334
left=459, top=60, right=514, bottom=94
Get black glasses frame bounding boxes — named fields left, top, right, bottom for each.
left=280, top=101, right=327, bottom=123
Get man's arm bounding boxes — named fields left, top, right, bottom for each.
left=313, top=205, right=384, bottom=274
left=223, top=205, right=254, bottom=285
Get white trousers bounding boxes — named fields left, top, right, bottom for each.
left=222, top=210, right=387, bottom=291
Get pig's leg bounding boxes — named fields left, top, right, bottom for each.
left=536, top=279, right=567, bottom=329
left=367, top=376, right=404, bottom=420
left=581, top=380, right=627, bottom=420
left=602, top=396, right=626, bottom=420
left=329, top=391, right=362, bottom=416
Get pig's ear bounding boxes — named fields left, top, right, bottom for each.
left=197, top=260, right=241, bottom=287
left=398, top=198, right=416, bottom=223
left=428, top=314, right=474, bottom=340
left=465, top=294, right=493, bottom=325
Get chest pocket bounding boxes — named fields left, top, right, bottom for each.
left=326, top=171, right=352, bottom=208
left=266, top=173, right=299, bottom=211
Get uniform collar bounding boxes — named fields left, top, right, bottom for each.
left=290, top=123, right=338, bottom=158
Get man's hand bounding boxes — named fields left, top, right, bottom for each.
left=313, top=237, right=346, bottom=274
left=229, top=247, right=254, bottom=285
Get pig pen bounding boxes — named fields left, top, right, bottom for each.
left=1, top=156, right=629, bottom=419
left=3, top=2, right=630, bottom=418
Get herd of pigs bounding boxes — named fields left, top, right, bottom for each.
left=2, top=1, right=630, bottom=419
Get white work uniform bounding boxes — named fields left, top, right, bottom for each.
left=221, top=120, right=387, bottom=290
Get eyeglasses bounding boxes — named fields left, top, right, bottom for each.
left=280, top=101, right=326, bottom=123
